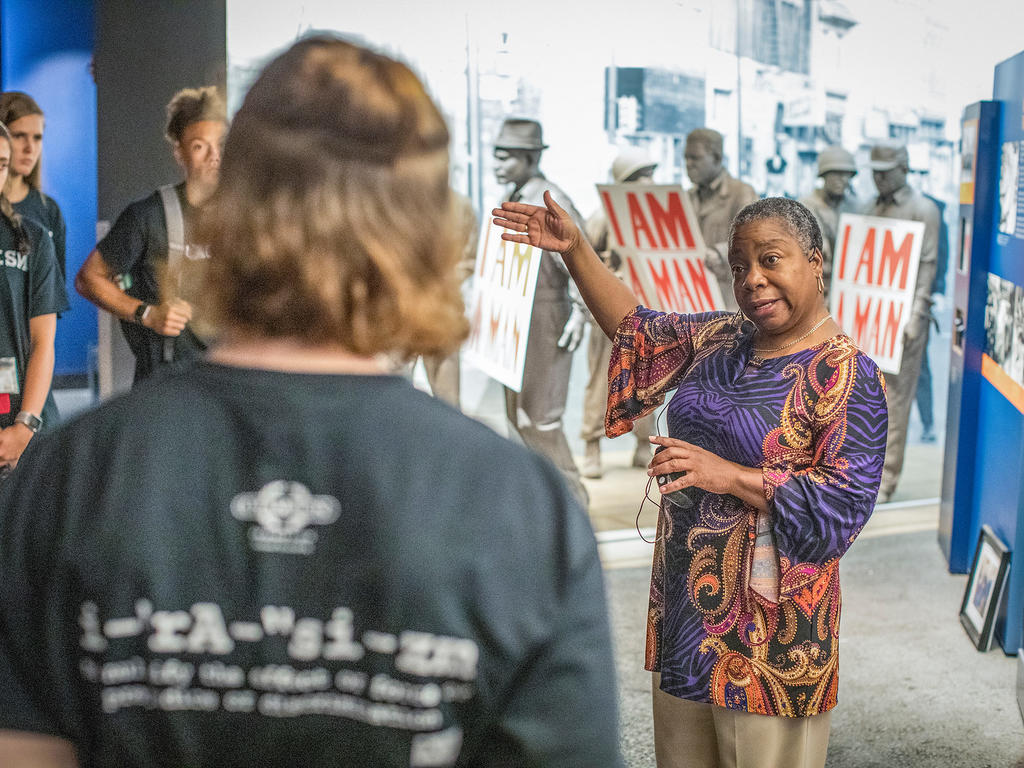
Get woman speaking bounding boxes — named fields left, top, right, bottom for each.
left=494, top=194, right=887, bottom=768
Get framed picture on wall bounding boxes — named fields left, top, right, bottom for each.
left=960, top=525, right=1011, bottom=651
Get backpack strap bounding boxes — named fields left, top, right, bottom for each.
left=158, top=185, right=186, bottom=362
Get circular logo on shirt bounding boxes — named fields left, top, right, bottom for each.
left=254, top=481, right=316, bottom=535
left=231, top=481, right=341, bottom=554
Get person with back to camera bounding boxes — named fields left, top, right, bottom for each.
left=0, top=120, right=67, bottom=478
left=0, top=92, right=66, bottom=285
left=494, top=193, right=888, bottom=767
left=75, top=86, right=226, bottom=385
left=0, top=36, right=623, bottom=768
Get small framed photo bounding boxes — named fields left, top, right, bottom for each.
left=960, top=525, right=1011, bottom=651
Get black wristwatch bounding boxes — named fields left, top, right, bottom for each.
left=134, top=303, right=151, bottom=325
left=14, top=411, right=42, bottom=433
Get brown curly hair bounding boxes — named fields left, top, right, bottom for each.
left=165, top=86, right=226, bottom=145
left=197, top=36, right=467, bottom=357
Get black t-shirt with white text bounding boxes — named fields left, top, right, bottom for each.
left=0, top=215, right=68, bottom=429
left=12, top=187, right=66, bottom=284
left=0, top=364, right=623, bottom=768
left=96, top=184, right=206, bottom=382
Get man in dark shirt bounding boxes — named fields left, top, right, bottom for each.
left=75, top=87, right=226, bottom=384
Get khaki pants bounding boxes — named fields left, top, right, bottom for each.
left=652, top=674, right=831, bottom=768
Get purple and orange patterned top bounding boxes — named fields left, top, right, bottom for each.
left=608, top=307, right=887, bottom=718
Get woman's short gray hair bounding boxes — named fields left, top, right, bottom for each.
left=728, top=197, right=823, bottom=256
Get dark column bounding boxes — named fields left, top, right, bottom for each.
left=93, top=0, right=226, bottom=393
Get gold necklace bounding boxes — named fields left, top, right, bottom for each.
left=752, top=314, right=832, bottom=354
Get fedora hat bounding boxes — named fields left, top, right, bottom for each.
left=494, top=118, right=548, bottom=150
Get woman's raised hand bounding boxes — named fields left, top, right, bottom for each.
left=491, top=190, right=581, bottom=254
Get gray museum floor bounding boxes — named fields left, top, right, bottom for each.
left=52, top=321, right=1024, bottom=766
left=596, top=460, right=1024, bottom=767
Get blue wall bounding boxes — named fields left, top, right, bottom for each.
left=957, top=49, right=1024, bottom=652
left=988, top=50, right=1024, bottom=653
left=940, top=101, right=1001, bottom=574
left=1, top=0, right=97, bottom=379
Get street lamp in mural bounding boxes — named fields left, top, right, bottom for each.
left=477, top=32, right=516, bottom=108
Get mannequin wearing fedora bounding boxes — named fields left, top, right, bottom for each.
left=799, top=145, right=860, bottom=299
left=493, top=117, right=589, bottom=506
left=863, top=139, right=940, bottom=502
left=580, top=148, right=657, bottom=478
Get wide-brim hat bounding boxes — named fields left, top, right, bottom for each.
left=612, top=147, right=658, bottom=183
left=868, top=140, right=909, bottom=171
left=494, top=118, right=547, bottom=150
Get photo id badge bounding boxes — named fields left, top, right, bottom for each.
left=0, top=357, right=18, bottom=395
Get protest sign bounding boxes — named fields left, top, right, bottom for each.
left=463, top=217, right=542, bottom=392
left=830, top=213, right=925, bottom=374
left=596, top=184, right=725, bottom=313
